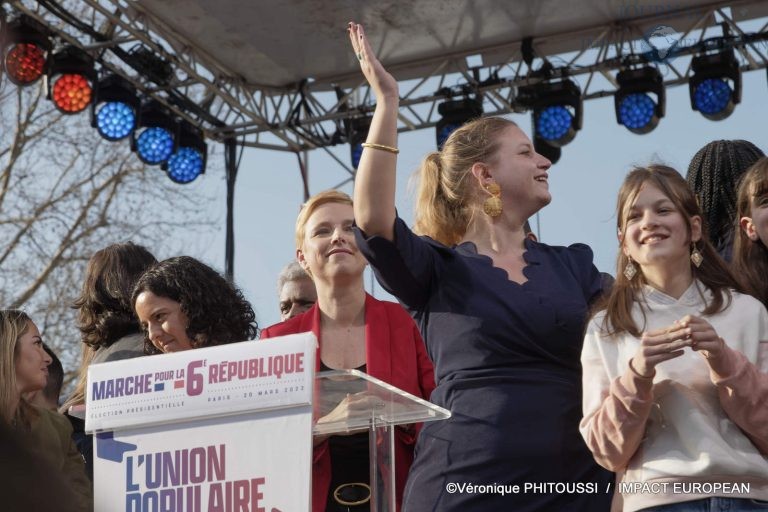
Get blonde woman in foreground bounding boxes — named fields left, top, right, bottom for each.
left=348, top=22, right=613, bottom=511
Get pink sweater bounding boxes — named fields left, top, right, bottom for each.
left=581, top=282, right=768, bottom=511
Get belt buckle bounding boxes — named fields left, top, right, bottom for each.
left=333, top=482, right=371, bottom=506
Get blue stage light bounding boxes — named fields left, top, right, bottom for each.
left=91, top=75, right=139, bottom=141
left=536, top=106, right=573, bottom=142
left=519, top=78, right=582, bottom=148
left=614, top=66, right=665, bottom=135
left=351, top=143, right=364, bottom=169
left=166, top=147, right=204, bottom=184
left=136, top=127, right=174, bottom=165
left=436, top=122, right=461, bottom=149
left=95, top=102, right=136, bottom=140
left=348, top=116, right=371, bottom=169
left=162, top=121, right=206, bottom=184
left=435, top=98, right=483, bottom=150
left=618, top=93, right=655, bottom=131
left=692, top=78, right=732, bottom=116
left=131, top=100, right=177, bottom=166
left=689, top=50, right=741, bottom=121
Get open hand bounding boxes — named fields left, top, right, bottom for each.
left=347, top=22, right=399, bottom=101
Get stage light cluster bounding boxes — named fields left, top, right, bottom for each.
left=0, top=12, right=753, bottom=176
left=0, top=15, right=206, bottom=183
left=416, top=44, right=746, bottom=166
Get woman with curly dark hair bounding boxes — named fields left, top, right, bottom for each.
left=132, top=256, right=258, bottom=354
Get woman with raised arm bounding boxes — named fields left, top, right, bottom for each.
left=260, top=190, right=435, bottom=512
left=581, top=165, right=768, bottom=511
left=347, top=23, right=613, bottom=511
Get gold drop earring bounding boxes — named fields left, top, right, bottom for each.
left=483, top=183, right=502, bottom=218
left=690, top=242, right=703, bottom=268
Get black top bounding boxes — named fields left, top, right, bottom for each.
left=320, top=362, right=370, bottom=512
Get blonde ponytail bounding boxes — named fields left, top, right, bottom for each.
left=413, top=116, right=516, bottom=245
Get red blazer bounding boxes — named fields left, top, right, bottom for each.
left=260, top=294, right=435, bottom=512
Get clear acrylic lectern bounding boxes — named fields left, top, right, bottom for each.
left=313, top=369, right=451, bottom=512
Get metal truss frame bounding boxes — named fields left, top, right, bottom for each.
left=4, top=0, right=768, bottom=277
left=7, top=0, right=768, bottom=161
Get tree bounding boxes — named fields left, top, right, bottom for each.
left=0, top=82, right=217, bottom=392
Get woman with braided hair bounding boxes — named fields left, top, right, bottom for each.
left=686, top=140, right=764, bottom=261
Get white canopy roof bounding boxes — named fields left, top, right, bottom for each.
left=133, top=0, right=768, bottom=89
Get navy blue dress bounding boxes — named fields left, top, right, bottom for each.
left=356, top=218, right=613, bottom=511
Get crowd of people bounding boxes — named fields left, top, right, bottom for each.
left=2, top=21, right=767, bottom=512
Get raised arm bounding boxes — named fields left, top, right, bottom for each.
left=348, top=22, right=398, bottom=241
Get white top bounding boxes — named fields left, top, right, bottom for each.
left=581, top=281, right=768, bottom=511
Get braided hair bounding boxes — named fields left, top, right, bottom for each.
left=686, top=140, right=764, bottom=259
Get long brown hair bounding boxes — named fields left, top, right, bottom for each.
left=0, top=310, right=37, bottom=428
left=61, top=242, right=157, bottom=413
left=73, top=242, right=157, bottom=348
left=732, top=158, right=768, bottom=308
left=413, top=116, right=515, bottom=245
left=596, top=165, right=741, bottom=337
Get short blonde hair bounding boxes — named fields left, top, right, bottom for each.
left=295, top=190, right=353, bottom=250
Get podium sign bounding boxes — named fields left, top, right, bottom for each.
left=87, top=334, right=315, bottom=512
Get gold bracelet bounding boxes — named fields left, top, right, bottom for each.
left=361, top=142, right=399, bottom=154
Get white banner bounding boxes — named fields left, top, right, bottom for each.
left=94, top=409, right=311, bottom=511
left=86, top=334, right=315, bottom=432
left=89, top=333, right=315, bottom=512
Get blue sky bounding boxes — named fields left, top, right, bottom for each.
left=189, top=29, right=768, bottom=330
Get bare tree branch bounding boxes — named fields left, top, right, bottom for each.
left=0, top=76, right=218, bottom=390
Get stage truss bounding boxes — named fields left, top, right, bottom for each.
left=4, top=0, right=768, bottom=274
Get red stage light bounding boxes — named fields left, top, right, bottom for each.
left=52, top=74, right=93, bottom=113
left=46, top=46, right=96, bottom=114
left=4, top=43, right=47, bottom=85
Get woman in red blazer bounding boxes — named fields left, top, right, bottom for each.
left=260, top=190, right=435, bottom=512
